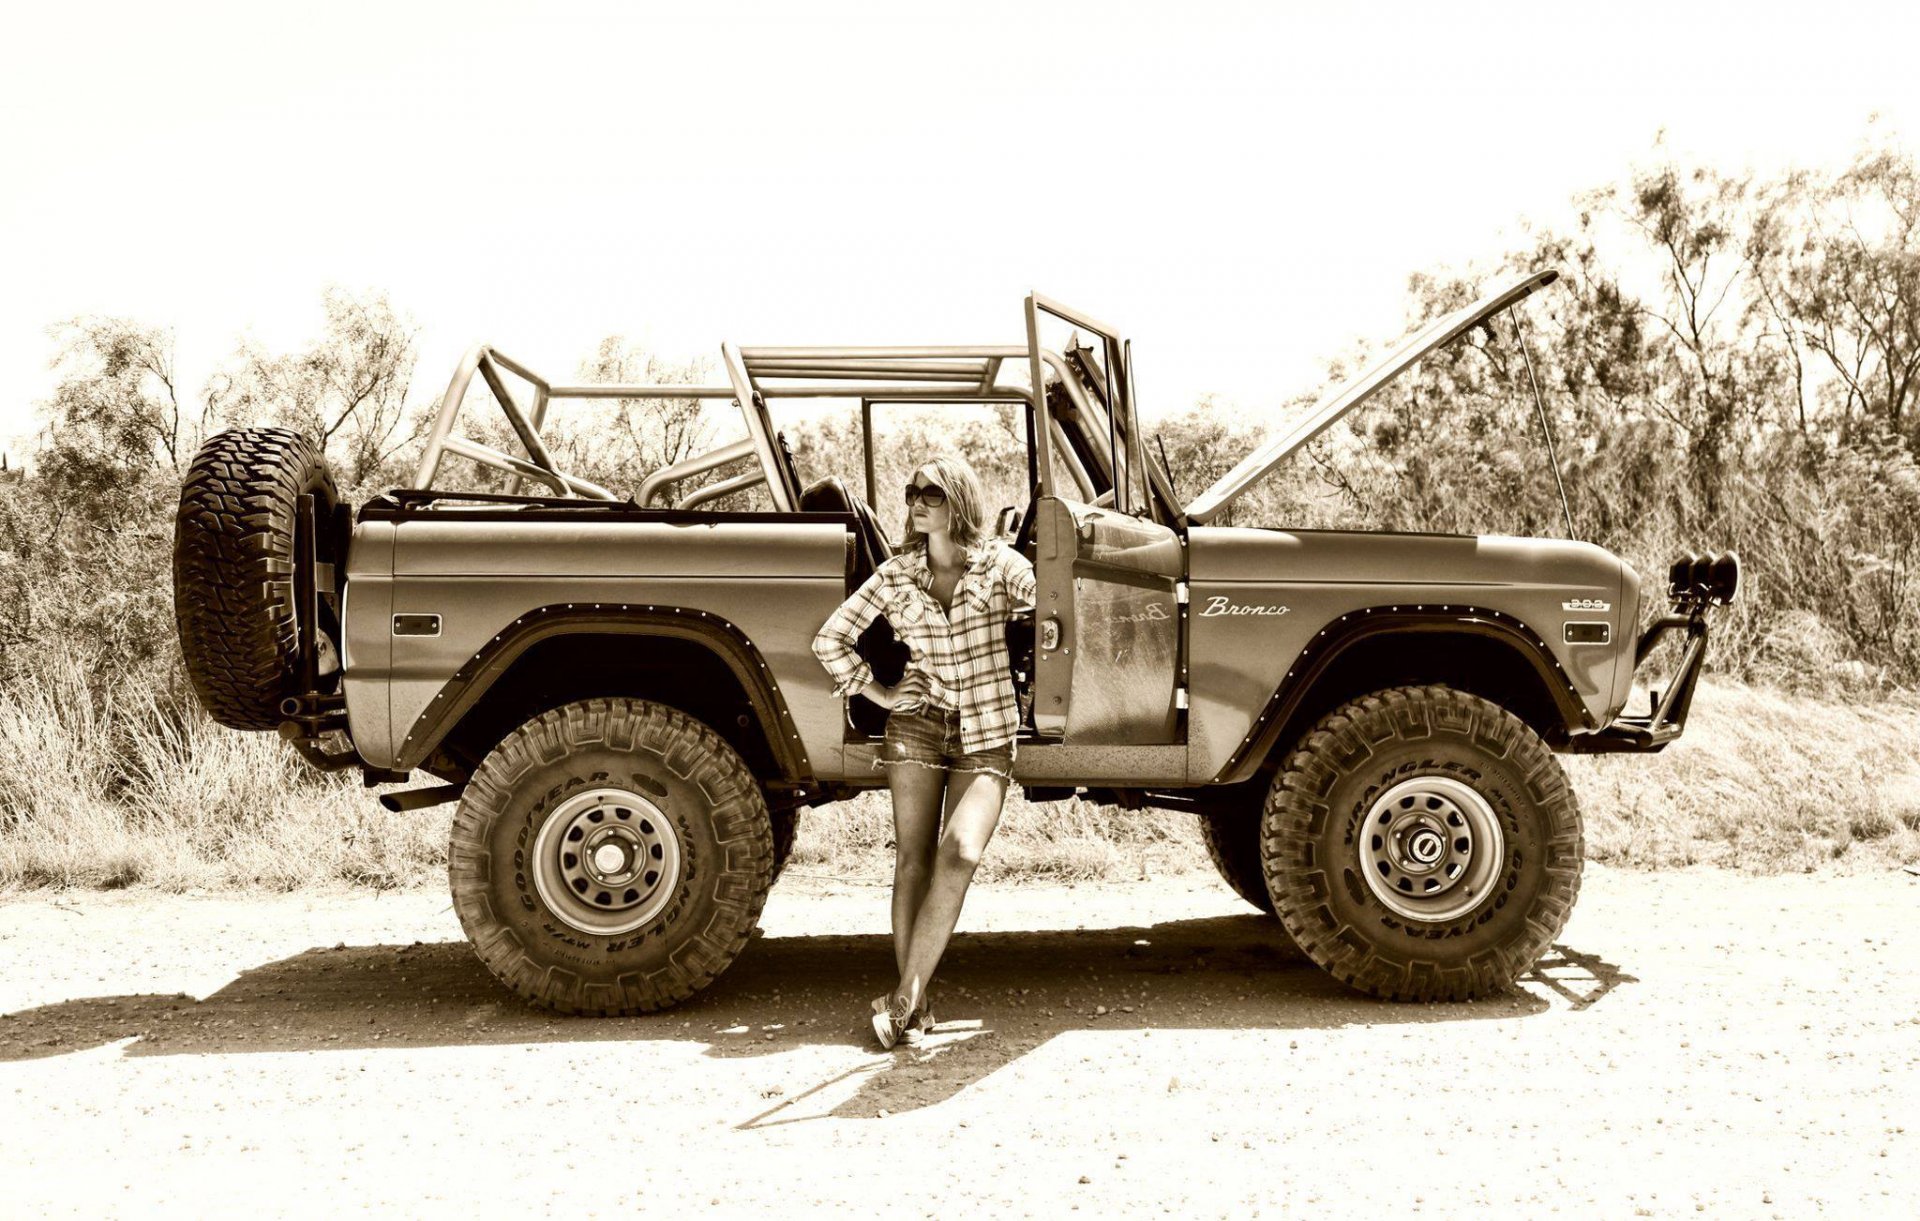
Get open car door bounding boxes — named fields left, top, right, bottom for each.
left=1025, top=295, right=1184, bottom=743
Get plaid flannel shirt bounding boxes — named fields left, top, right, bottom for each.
left=812, top=540, right=1038, bottom=753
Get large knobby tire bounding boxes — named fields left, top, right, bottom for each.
left=1200, top=806, right=1275, bottom=914
left=173, top=427, right=339, bottom=731
left=769, top=804, right=799, bottom=885
left=1264, top=685, right=1583, bottom=1002
left=450, top=697, right=774, bottom=1015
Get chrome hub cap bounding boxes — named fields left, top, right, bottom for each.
left=1359, top=776, right=1504, bottom=922
left=532, top=788, right=683, bottom=936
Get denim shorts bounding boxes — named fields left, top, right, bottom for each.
left=877, top=704, right=1016, bottom=783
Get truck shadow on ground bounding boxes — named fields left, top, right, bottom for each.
left=0, top=915, right=1632, bottom=1118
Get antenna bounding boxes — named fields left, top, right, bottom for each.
left=1510, top=312, right=1575, bottom=540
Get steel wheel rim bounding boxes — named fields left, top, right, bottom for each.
left=532, top=788, right=683, bottom=936
left=1358, top=776, right=1504, bottom=922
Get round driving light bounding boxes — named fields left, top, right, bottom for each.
left=1709, top=551, right=1740, bottom=603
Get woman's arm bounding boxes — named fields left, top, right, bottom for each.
left=812, top=569, right=897, bottom=704
left=1003, top=545, right=1037, bottom=611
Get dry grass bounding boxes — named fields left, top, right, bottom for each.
left=1568, top=680, right=1920, bottom=873
left=0, top=654, right=447, bottom=892
left=0, top=671, right=1914, bottom=895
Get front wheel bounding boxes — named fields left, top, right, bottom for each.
left=1263, top=685, right=1583, bottom=1002
left=449, top=697, right=773, bottom=1015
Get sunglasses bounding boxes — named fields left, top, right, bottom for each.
left=903, top=481, right=949, bottom=508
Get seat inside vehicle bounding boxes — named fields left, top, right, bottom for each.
left=799, top=475, right=892, bottom=586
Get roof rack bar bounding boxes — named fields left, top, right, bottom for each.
left=757, top=384, right=1039, bottom=399
left=739, top=345, right=1027, bottom=360
left=544, top=384, right=739, bottom=399
left=980, top=356, right=1003, bottom=393
left=751, top=365, right=986, bottom=382
left=746, top=359, right=990, bottom=376
left=748, top=362, right=990, bottom=376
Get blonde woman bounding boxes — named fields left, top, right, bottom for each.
left=812, top=454, right=1037, bottom=1048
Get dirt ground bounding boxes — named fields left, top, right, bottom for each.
left=2, top=864, right=1916, bottom=1218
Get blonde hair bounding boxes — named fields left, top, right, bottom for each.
left=899, top=453, right=990, bottom=554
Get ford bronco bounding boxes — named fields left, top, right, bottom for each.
left=171, top=271, right=1738, bottom=1013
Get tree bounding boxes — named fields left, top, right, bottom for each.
left=222, top=288, right=425, bottom=489
left=1751, top=139, right=1920, bottom=447
left=576, top=337, right=718, bottom=480
left=35, top=317, right=216, bottom=496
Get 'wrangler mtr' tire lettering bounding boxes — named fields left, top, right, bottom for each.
left=1264, top=684, right=1583, bottom=1002
left=449, top=697, right=773, bottom=1014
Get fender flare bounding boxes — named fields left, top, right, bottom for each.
left=393, top=604, right=811, bottom=779
left=1216, top=604, right=1592, bottom=785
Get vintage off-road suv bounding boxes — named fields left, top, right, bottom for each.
left=172, top=271, right=1737, bottom=1013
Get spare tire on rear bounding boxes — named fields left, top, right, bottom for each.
left=173, top=427, right=341, bottom=731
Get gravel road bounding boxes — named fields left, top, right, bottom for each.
left=2, top=864, right=1916, bottom=1218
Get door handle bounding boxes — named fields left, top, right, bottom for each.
left=1039, top=617, right=1062, bottom=651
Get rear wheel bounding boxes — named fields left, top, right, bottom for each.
left=770, top=804, right=799, bottom=884
left=1200, top=806, right=1274, bottom=914
left=449, top=697, right=773, bottom=1014
left=1263, top=685, right=1583, bottom=1002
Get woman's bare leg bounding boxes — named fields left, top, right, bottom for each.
left=892, top=769, right=1010, bottom=1015
left=886, top=762, right=945, bottom=981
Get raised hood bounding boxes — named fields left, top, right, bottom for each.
left=1184, top=269, right=1558, bottom=524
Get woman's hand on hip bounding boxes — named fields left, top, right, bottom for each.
left=857, top=672, right=928, bottom=711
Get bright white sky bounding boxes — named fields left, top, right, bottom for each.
left=2, top=0, right=1913, bottom=464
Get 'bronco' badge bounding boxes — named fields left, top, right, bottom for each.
left=1198, top=596, right=1290, bottom=617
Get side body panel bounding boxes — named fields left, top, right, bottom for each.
left=341, top=521, right=395, bottom=762
left=341, top=518, right=852, bottom=774
left=841, top=740, right=1190, bottom=785
left=1185, top=526, right=1631, bottom=781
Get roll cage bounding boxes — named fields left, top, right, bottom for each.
left=411, top=271, right=1559, bottom=532
left=410, top=295, right=1184, bottom=528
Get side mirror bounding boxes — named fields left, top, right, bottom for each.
left=994, top=505, right=1018, bottom=537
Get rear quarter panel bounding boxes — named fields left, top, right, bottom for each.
left=342, top=517, right=852, bottom=773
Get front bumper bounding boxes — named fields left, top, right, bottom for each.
left=1567, top=552, right=1738, bottom=755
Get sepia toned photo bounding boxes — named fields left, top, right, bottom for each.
left=2, top=2, right=1916, bottom=1216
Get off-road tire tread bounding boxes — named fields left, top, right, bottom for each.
left=1200, top=806, right=1275, bottom=914
left=449, top=697, right=773, bottom=1016
left=1264, top=684, right=1583, bottom=1002
left=173, top=427, right=337, bottom=730
left=770, top=805, right=799, bottom=884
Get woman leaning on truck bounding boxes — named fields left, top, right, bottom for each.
left=811, top=453, right=1037, bottom=1049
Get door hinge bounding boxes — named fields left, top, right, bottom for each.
left=1175, top=581, right=1189, bottom=605
left=1175, top=686, right=1189, bottom=710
